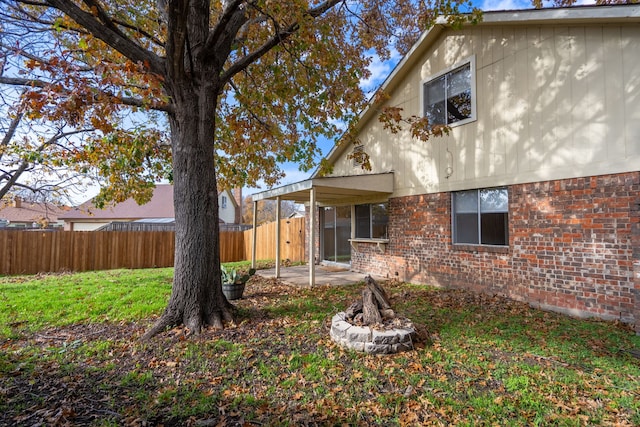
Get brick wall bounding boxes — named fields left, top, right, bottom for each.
left=350, top=172, right=640, bottom=332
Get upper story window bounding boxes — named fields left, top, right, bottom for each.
left=422, top=57, right=476, bottom=128
left=453, top=188, right=508, bottom=246
left=221, top=195, right=228, bottom=209
left=355, top=203, right=389, bottom=239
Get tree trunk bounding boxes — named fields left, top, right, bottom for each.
left=143, top=77, right=233, bottom=339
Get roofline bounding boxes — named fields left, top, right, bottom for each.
left=252, top=179, right=314, bottom=201
left=316, top=4, right=640, bottom=175
left=252, top=172, right=394, bottom=202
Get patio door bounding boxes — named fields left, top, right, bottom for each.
left=321, top=206, right=351, bottom=264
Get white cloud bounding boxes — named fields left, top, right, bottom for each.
left=360, top=49, right=402, bottom=96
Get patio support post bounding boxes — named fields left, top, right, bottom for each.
left=350, top=205, right=356, bottom=239
left=309, top=187, right=316, bottom=286
left=251, top=200, right=258, bottom=269
left=275, top=196, right=281, bottom=278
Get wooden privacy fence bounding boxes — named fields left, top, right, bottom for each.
left=0, top=218, right=305, bottom=275
left=243, top=217, right=306, bottom=262
left=0, top=231, right=176, bottom=276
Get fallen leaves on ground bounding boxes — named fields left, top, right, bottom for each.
left=1, top=277, right=639, bottom=426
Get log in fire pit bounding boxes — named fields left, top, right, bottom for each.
left=330, top=276, right=416, bottom=354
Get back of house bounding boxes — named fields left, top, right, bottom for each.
left=256, top=4, right=640, bottom=333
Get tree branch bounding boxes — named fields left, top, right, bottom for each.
left=1, top=42, right=94, bottom=73
left=111, top=17, right=165, bottom=49
left=218, top=0, right=341, bottom=86
left=1, top=111, right=24, bottom=151
left=0, top=76, right=173, bottom=113
left=43, top=0, right=165, bottom=76
left=0, top=76, right=47, bottom=88
left=0, top=127, right=94, bottom=200
left=205, top=0, right=247, bottom=54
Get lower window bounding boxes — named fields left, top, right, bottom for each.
left=355, top=203, right=388, bottom=239
left=453, top=188, right=508, bottom=245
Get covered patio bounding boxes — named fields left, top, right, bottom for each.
left=250, top=172, right=394, bottom=286
left=257, top=264, right=385, bottom=287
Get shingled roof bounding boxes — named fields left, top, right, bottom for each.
left=0, top=198, right=69, bottom=225
left=59, top=184, right=175, bottom=220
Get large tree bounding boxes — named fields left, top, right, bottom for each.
left=0, top=0, right=479, bottom=337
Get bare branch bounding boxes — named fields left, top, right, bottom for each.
left=1, top=111, right=24, bottom=150
left=0, top=42, right=95, bottom=73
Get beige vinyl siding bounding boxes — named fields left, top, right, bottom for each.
left=329, top=22, right=640, bottom=197
left=69, top=222, right=110, bottom=231
left=218, top=191, right=236, bottom=224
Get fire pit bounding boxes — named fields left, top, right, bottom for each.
left=329, top=276, right=416, bottom=354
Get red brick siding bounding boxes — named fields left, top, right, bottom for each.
left=350, top=172, right=639, bottom=331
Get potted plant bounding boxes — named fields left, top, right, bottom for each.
left=221, top=265, right=256, bottom=300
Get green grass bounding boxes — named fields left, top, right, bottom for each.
left=1, top=268, right=639, bottom=426
left=0, top=268, right=174, bottom=337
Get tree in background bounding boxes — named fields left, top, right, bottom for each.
left=0, top=105, right=90, bottom=204
left=242, top=195, right=300, bottom=226
left=0, top=58, right=96, bottom=204
left=0, top=0, right=482, bottom=337
left=0, top=16, right=172, bottom=207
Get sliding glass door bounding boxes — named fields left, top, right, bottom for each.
left=321, top=206, right=351, bottom=264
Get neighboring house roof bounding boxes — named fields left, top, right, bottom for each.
left=60, top=185, right=240, bottom=222
left=59, top=184, right=175, bottom=221
left=0, top=198, right=69, bottom=224
left=288, top=209, right=306, bottom=218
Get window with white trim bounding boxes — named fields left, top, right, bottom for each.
left=221, top=195, right=227, bottom=209
left=453, top=188, right=508, bottom=246
left=355, top=203, right=388, bottom=239
left=423, top=57, right=475, bottom=128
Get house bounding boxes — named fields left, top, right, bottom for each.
left=60, top=184, right=243, bottom=231
left=0, top=197, right=68, bottom=228
left=252, top=5, right=640, bottom=333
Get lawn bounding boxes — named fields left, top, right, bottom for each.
left=1, top=264, right=639, bottom=426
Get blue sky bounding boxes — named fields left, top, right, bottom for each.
left=245, top=0, right=597, bottom=196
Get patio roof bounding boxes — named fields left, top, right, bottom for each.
left=251, top=172, right=394, bottom=205
left=249, top=172, right=394, bottom=287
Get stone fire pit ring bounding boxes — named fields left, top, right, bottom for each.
left=330, top=312, right=416, bottom=354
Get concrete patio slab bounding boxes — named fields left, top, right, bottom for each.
left=256, top=264, right=383, bottom=287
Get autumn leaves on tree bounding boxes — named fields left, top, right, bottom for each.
left=1, top=0, right=479, bottom=337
